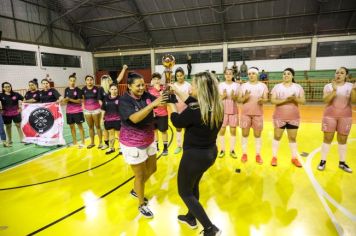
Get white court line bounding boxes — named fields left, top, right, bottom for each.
left=0, top=133, right=72, bottom=159
left=0, top=134, right=88, bottom=173
left=299, top=139, right=356, bottom=236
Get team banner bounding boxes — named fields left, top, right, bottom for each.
left=21, top=102, right=66, bottom=146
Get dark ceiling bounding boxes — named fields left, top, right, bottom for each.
left=52, top=0, right=356, bottom=51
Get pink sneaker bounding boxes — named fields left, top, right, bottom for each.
left=241, top=154, right=248, bottom=163
left=256, top=154, right=263, bottom=164
left=271, top=157, right=277, bottom=166
left=291, top=158, right=302, bottom=168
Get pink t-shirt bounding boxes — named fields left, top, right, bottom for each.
left=271, top=83, right=304, bottom=120
left=148, top=86, right=168, bottom=117
left=219, top=81, right=240, bottom=114
left=240, top=82, right=268, bottom=116
left=174, top=81, right=191, bottom=113
left=323, top=82, right=353, bottom=118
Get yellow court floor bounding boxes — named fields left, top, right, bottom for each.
left=0, top=116, right=356, bottom=235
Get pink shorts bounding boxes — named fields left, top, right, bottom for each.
left=322, top=117, right=352, bottom=135
left=222, top=114, right=239, bottom=128
left=240, top=115, right=263, bottom=131
left=273, top=119, right=300, bottom=128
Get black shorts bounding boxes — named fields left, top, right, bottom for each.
left=66, top=112, right=85, bottom=125
left=3, top=114, right=21, bottom=124
left=154, top=115, right=168, bottom=132
left=104, top=120, right=121, bottom=131
left=279, top=123, right=299, bottom=129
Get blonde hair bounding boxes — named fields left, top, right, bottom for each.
left=100, top=75, right=113, bottom=94
left=193, top=72, right=224, bottom=129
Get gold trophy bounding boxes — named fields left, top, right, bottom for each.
left=161, top=54, right=177, bottom=103
left=162, top=54, right=176, bottom=84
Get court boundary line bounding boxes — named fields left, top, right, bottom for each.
left=0, top=155, right=119, bottom=191
left=26, top=125, right=174, bottom=236
left=0, top=133, right=89, bottom=172
left=300, top=139, right=356, bottom=236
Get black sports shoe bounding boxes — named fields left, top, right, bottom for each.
left=130, top=189, right=148, bottom=204
left=138, top=203, right=153, bottom=218
left=218, top=151, right=225, bottom=158
left=200, top=225, right=221, bottom=236
left=105, top=148, right=115, bottom=155
left=317, top=160, right=326, bottom=171
left=178, top=215, right=198, bottom=229
left=339, top=162, right=352, bottom=173
left=162, top=149, right=168, bottom=156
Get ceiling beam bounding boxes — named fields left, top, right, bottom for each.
left=74, top=0, right=276, bottom=24
left=90, top=18, right=147, bottom=50
left=72, top=0, right=136, bottom=15
left=129, top=0, right=155, bottom=47
left=106, top=8, right=356, bottom=34
left=35, top=0, right=92, bottom=42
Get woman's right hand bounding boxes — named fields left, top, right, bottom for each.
left=152, top=93, right=169, bottom=107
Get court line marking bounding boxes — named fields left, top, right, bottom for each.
left=26, top=126, right=174, bottom=235
left=300, top=139, right=356, bottom=236
left=0, top=133, right=90, bottom=172
left=0, top=155, right=119, bottom=191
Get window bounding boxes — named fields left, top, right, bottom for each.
left=228, top=44, right=311, bottom=61
left=155, top=50, right=222, bottom=65
left=96, top=54, right=151, bottom=70
left=0, top=48, right=36, bottom=66
left=41, top=53, right=81, bottom=67
left=317, top=40, right=356, bottom=57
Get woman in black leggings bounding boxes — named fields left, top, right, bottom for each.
left=168, top=72, right=224, bottom=236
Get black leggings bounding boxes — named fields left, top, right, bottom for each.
left=177, top=146, right=217, bottom=228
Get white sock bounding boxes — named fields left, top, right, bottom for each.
left=176, top=131, right=182, bottom=147
left=241, top=137, right=248, bottom=154
left=321, top=143, right=330, bottom=161
left=230, top=135, right=236, bottom=152
left=338, top=144, right=347, bottom=162
left=289, top=142, right=298, bottom=158
left=219, top=135, right=225, bottom=151
left=255, top=137, right=261, bottom=155
left=272, top=139, right=279, bottom=157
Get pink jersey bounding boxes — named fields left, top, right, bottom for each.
left=148, top=86, right=168, bottom=117
left=240, top=82, right=268, bottom=116
left=323, top=82, right=353, bottom=118
left=219, top=81, right=240, bottom=114
left=174, top=81, right=191, bottom=113
left=271, top=83, right=304, bottom=120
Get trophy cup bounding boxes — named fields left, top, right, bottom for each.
left=162, top=54, right=175, bottom=84
left=161, top=54, right=178, bottom=103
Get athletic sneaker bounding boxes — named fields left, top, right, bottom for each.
left=162, top=149, right=169, bottom=156
left=291, top=158, right=302, bottom=168
left=339, top=162, right=352, bottom=173
left=256, top=154, right=263, bottom=164
left=130, top=189, right=148, bottom=204
left=174, top=147, right=182, bottom=154
left=200, top=225, right=221, bottom=236
left=138, top=203, right=153, bottom=218
left=100, top=144, right=109, bottom=150
left=271, top=157, right=278, bottom=166
left=218, top=151, right=225, bottom=158
left=241, top=154, right=248, bottom=163
left=87, top=144, right=95, bottom=149
left=177, top=215, right=198, bottom=229
left=317, top=160, right=326, bottom=171
left=105, top=148, right=115, bottom=155
left=230, top=151, right=237, bottom=159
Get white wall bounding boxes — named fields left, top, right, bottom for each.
left=315, top=56, right=356, bottom=70
left=155, top=56, right=355, bottom=76
left=155, top=58, right=311, bottom=75
left=0, top=40, right=94, bottom=90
